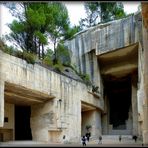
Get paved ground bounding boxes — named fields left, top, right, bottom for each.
left=0, top=141, right=147, bottom=147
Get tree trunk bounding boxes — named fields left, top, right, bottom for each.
left=39, top=42, right=41, bottom=59
left=42, top=43, right=44, bottom=59
left=53, top=38, right=57, bottom=64
left=34, top=36, right=37, bottom=54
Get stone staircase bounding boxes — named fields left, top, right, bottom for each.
left=89, top=135, right=142, bottom=145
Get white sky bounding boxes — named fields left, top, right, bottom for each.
left=0, top=2, right=140, bottom=47
left=65, top=2, right=140, bottom=26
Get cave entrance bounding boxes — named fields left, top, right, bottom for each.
left=81, top=102, right=97, bottom=137
left=15, top=105, right=32, bottom=140
left=106, top=76, right=133, bottom=134
left=98, top=43, right=138, bottom=135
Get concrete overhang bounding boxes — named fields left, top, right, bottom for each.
left=4, top=82, right=55, bottom=105
left=81, top=101, right=97, bottom=112
left=98, top=43, right=138, bottom=78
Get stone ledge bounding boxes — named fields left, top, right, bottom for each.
left=48, top=129, right=62, bottom=131
left=87, top=91, right=100, bottom=99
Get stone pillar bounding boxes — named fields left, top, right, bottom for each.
left=101, top=95, right=108, bottom=134
left=131, top=75, right=138, bottom=135
left=81, top=109, right=101, bottom=139
left=0, top=78, right=4, bottom=127
left=142, top=23, right=148, bottom=143
left=141, top=3, right=148, bottom=144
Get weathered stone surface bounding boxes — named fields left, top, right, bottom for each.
left=1, top=8, right=148, bottom=144
left=142, top=3, right=148, bottom=144
left=142, top=3, right=148, bottom=29
left=64, top=13, right=141, bottom=69
left=64, top=11, right=145, bottom=143
left=0, top=50, right=103, bottom=143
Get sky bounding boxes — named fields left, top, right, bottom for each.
left=0, top=2, right=140, bottom=48
left=65, top=2, right=140, bottom=26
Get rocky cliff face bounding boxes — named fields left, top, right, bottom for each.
left=64, top=12, right=142, bottom=72
left=64, top=12, right=142, bottom=96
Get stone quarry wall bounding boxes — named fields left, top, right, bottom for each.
left=64, top=12, right=142, bottom=100
left=0, top=103, right=14, bottom=141
left=0, top=10, right=145, bottom=143
left=65, top=12, right=141, bottom=57
left=64, top=12, right=144, bottom=137
left=141, top=3, right=148, bottom=144
left=0, top=50, right=103, bottom=143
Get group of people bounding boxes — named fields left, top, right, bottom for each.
left=82, top=134, right=139, bottom=146
left=81, top=132, right=91, bottom=146
left=119, top=135, right=138, bottom=143
left=81, top=133, right=102, bottom=146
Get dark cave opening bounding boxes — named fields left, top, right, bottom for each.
left=106, top=76, right=131, bottom=129
left=15, top=105, right=32, bottom=140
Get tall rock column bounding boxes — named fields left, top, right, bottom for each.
left=141, top=3, right=148, bottom=144
left=131, top=74, right=138, bottom=136
left=0, top=76, right=4, bottom=127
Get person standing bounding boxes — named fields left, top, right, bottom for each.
left=81, top=135, right=87, bottom=146
left=98, top=135, right=102, bottom=144
left=119, top=135, right=122, bottom=142
left=85, top=132, right=90, bottom=142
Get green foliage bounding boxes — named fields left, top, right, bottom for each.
left=14, top=50, right=23, bottom=59
left=43, top=56, right=53, bottom=67
left=26, top=7, right=46, bottom=30
left=34, top=31, right=47, bottom=45
left=63, top=25, right=80, bottom=40
left=92, top=85, right=99, bottom=94
left=111, top=2, right=126, bottom=20
left=0, top=38, right=16, bottom=55
left=9, top=20, right=25, bottom=33
left=56, top=43, right=71, bottom=65
left=53, top=60, right=64, bottom=73
left=86, top=125, right=92, bottom=131
left=7, top=20, right=29, bottom=51
left=5, top=2, right=73, bottom=60
left=47, top=2, right=71, bottom=51
left=22, top=51, right=36, bottom=64
left=46, top=48, right=54, bottom=56
left=0, top=39, right=6, bottom=51
left=43, top=49, right=54, bottom=66
left=0, top=39, right=36, bottom=65
left=63, top=63, right=92, bottom=86
left=4, top=46, right=15, bottom=55
left=79, top=2, right=99, bottom=29
left=78, top=73, right=92, bottom=86
left=79, top=2, right=126, bottom=30
left=15, top=50, right=36, bottom=64
left=0, top=39, right=6, bottom=50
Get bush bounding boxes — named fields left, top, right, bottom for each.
left=43, top=49, right=54, bottom=67
left=79, top=73, right=92, bottom=86
left=43, top=56, right=53, bottom=67
left=23, top=51, right=36, bottom=64
left=3, top=46, right=14, bottom=55
left=0, top=39, right=15, bottom=55
left=53, top=60, right=64, bottom=73
left=14, top=50, right=36, bottom=64
left=92, top=85, right=99, bottom=93
left=56, top=43, right=71, bottom=65
left=14, top=50, right=23, bottom=59
left=0, top=39, right=6, bottom=51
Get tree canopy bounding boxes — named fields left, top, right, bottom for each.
left=5, top=2, right=79, bottom=60
left=79, top=2, right=126, bottom=30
